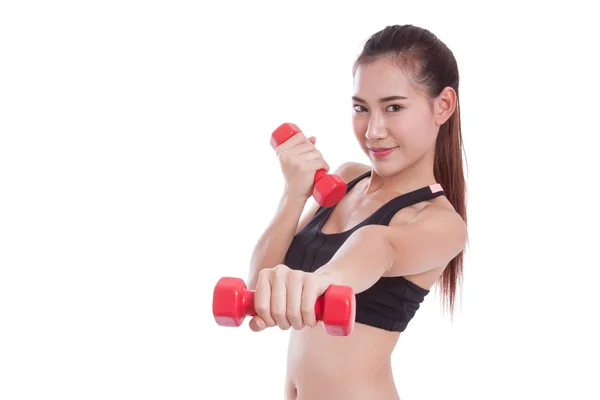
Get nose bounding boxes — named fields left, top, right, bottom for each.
left=365, top=115, right=387, bottom=141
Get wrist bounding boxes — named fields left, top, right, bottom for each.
left=282, top=189, right=310, bottom=204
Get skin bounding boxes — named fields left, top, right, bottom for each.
left=250, top=58, right=467, bottom=399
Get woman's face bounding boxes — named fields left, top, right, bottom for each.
left=351, top=58, right=449, bottom=177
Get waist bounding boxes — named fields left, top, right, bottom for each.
left=289, top=374, right=399, bottom=400
left=285, top=323, right=400, bottom=399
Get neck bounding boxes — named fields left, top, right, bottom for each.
left=364, top=151, right=437, bottom=196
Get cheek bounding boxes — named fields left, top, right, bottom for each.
left=395, top=114, right=436, bottom=149
left=352, top=118, right=368, bottom=141
left=406, top=112, right=435, bottom=142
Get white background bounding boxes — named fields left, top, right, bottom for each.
left=1, top=1, right=599, bottom=399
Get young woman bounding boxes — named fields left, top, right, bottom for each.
left=247, top=24, right=468, bottom=400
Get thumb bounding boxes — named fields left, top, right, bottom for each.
left=248, top=316, right=266, bottom=332
left=308, top=136, right=316, bottom=144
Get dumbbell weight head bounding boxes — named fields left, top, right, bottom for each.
left=318, top=284, right=356, bottom=336
left=212, top=277, right=256, bottom=327
left=270, top=122, right=302, bottom=150
left=312, top=170, right=347, bottom=208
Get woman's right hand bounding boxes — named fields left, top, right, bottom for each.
left=274, top=132, right=329, bottom=202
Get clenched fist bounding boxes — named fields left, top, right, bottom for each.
left=249, top=264, right=335, bottom=332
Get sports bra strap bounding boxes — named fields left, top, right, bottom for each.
left=376, top=184, right=446, bottom=226
left=344, top=170, right=371, bottom=192
left=321, top=169, right=446, bottom=227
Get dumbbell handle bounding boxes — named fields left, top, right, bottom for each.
left=219, top=288, right=326, bottom=322
left=213, top=277, right=355, bottom=336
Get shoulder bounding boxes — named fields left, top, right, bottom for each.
left=389, top=202, right=467, bottom=267
left=358, top=199, right=466, bottom=277
left=393, top=199, right=467, bottom=244
left=332, top=161, right=371, bottom=183
left=411, top=204, right=467, bottom=236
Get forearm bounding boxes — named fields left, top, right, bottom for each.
left=247, top=192, right=307, bottom=289
left=314, top=225, right=394, bottom=294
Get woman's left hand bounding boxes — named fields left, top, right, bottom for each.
left=248, top=264, right=334, bottom=332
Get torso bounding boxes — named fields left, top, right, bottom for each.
left=285, top=323, right=401, bottom=400
left=284, top=163, right=452, bottom=400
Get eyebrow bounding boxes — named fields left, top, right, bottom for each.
left=352, top=95, right=408, bottom=103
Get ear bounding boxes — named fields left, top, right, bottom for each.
left=434, top=86, right=457, bottom=126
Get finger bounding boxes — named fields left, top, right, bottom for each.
left=254, top=270, right=276, bottom=327
left=248, top=316, right=266, bottom=332
left=281, top=142, right=318, bottom=159
left=274, top=132, right=308, bottom=154
left=287, top=151, right=326, bottom=172
left=286, top=271, right=305, bottom=330
left=301, top=157, right=330, bottom=173
left=278, top=144, right=318, bottom=166
left=292, top=149, right=324, bottom=162
left=300, top=275, right=321, bottom=328
left=271, top=267, right=291, bottom=330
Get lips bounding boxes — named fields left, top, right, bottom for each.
left=368, top=147, right=397, bottom=158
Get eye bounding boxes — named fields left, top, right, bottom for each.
left=386, top=104, right=403, bottom=112
left=353, top=104, right=367, bottom=113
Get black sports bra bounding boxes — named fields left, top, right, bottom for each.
left=284, top=170, right=447, bottom=332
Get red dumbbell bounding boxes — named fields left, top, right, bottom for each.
left=212, top=276, right=355, bottom=336
left=270, top=122, right=347, bottom=208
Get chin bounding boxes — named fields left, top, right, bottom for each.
left=370, top=163, right=403, bottom=177
left=370, top=153, right=413, bottom=177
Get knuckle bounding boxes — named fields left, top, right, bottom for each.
left=288, top=270, right=304, bottom=282
left=272, top=308, right=286, bottom=321
left=273, top=264, right=288, bottom=276
left=271, top=308, right=283, bottom=319
left=286, top=306, right=299, bottom=319
left=304, top=273, right=318, bottom=285
left=281, top=156, right=292, bottom=166
left=255, top=303, right=269, bottom=316
left=258, top=268, right=271, bottom=280
left=290, top=319, right=303, bottom=330
left=301, top=305, right=314, bottom=317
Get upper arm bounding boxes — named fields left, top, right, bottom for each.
left=384, top=206, right=468, bottom=276
left=295, top=161, right=370, bottom=233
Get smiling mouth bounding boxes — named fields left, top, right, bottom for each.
left=368, top=147, right=397, bottom=158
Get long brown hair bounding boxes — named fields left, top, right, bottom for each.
left=353, top=25, right=468, bottom=319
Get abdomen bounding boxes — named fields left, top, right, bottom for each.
left=285, top=323, right=401, bottom=399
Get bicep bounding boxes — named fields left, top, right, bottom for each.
left=387, top=207, right=467, bottom=276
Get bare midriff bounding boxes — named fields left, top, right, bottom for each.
left=284, top=322, right=402, bottom=400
